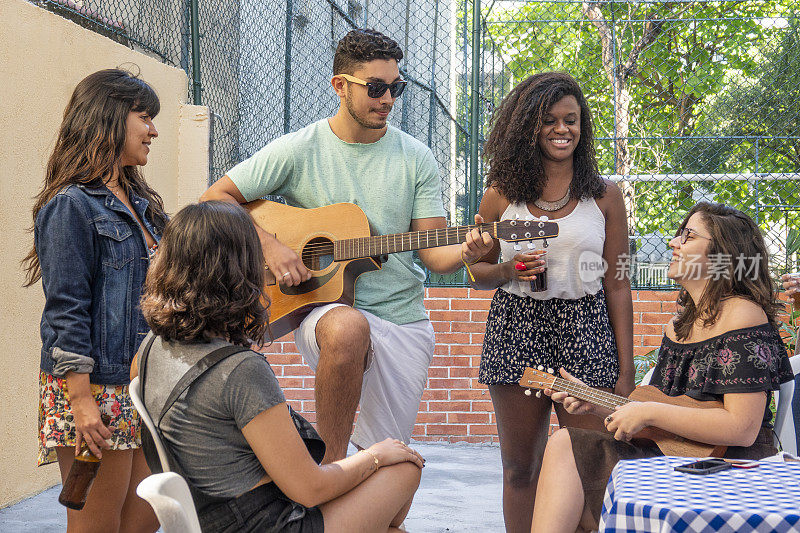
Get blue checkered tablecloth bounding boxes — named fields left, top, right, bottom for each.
left=598, top=456, right=800, bottom=532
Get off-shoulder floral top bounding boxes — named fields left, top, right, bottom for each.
left=650, top=323, right=793, bottom=426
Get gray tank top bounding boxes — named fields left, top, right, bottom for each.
left=499, top=198, right=606, bottom=300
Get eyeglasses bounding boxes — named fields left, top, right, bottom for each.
left=338, top=74, right=407, bottom=99
left=678, top=227, right=712, bottom=244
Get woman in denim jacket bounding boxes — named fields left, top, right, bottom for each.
left=23, top=69, right=167, bottom=532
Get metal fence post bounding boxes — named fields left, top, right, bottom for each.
left=754, top=137, right=760, bottom=224
left=400, top=0, right=411, bottom=132
left=189, top=0, right=202, bottom=104
left=468, top=0, right=481, bottom=223
left=609, top=0, right=619, bottom=174
left=283, top=0, right=293, bottom=134
left=426, top=0, right=440, bottom=147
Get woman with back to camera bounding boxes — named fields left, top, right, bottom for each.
left=465, top=72, right=634, bottom=531
left=532, top=202, right=794, bottom=532
left=132, top=200, right=423, bottom=532
left=23, top=69, right=164, bottom=532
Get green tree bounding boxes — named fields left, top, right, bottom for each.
left=481, top=0, right=797, bottom=249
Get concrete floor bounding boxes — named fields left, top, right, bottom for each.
left=0, top=441, right=505, bottom=533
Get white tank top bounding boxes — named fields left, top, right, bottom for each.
left=499, top=198, right=606, bottom=300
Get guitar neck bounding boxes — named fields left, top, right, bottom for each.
left=548, top=377, right=631, bottom=411
left=333, top=223, right=497, bottom=261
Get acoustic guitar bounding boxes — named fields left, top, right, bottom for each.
left=519, top=366, right=727, bottom=458
left=246, top=200, right=559, bottom=339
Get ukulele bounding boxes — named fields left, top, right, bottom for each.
left=519, top=366, right=727, bottom=457
left=246, top=200, right=558, bottom=339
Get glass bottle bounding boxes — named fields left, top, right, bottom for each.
left=58, top=415, right=110, bottom=510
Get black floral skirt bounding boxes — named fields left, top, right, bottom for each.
left=479, top=288, right=619, bottom=386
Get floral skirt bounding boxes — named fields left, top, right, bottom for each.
left=38, top=371, right=141, bottom=466
left=479, top=288, right=619, bottom=386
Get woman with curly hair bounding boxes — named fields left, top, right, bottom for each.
left=466, top=72, right=634, bottom=531
left=132, top=201, right=423, bottom=532
left=24, top=69, right=165, bottom=532
left=533, top=202, right=793, bottom=532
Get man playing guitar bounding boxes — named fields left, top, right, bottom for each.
left=201, top=28, right=493, bottom=464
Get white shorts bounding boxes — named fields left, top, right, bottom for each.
left=294, top=304, right=435, bottom=448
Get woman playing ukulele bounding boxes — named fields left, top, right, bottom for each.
left=531, top=202, right=794, bottom=533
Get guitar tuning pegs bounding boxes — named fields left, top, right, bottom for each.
left=527, top=242, right=535, bottom=249
left=524, top=389, right=532, bottom=396
left=542, top=239, right=548, bottom=248
left=535, top=391, right=542, bottom=398
left=514, top=244, right=522, bottom=251
left=547, top=367, right=554, bottom=374
left=525, top=214, right=534, bottom=221
left=540, top=215, right=549, bottom=221
left=537, top=365, right=544, bottom=371
left=514, top=213, right=520, bottom=219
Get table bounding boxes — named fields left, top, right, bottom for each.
left=598, top=456, right=800, bottom=532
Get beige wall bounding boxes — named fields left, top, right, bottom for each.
left=0, top=0, right=209, bottom=508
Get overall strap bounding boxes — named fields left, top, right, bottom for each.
left=137, top=336, right=253, bottom=512
left=138, top=333, right=158, bottom=406
left=158, top=344, right=251, bottom=426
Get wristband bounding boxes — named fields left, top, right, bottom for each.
left=461, top=251, right=478, bottom=283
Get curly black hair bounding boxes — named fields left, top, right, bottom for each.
left=483, top=72, right=605, bottom=204
left=333, top=28, right=403, bottom=75
left=141, top=201, right=270, bottom=346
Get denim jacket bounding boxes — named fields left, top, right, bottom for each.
left=36, top=184, right=163, bottom=384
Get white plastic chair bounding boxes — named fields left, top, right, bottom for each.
left=130, top=377, right=203, bottom=532
left=137, top=473, right=202, bottom=533
left=129, top=376, right=171, bottom=472
left=774, top=354, right=800, bottom=455
left=639, top=366, right=656, bottom=386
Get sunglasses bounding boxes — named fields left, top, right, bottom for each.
left=338, top=74, right=407, bottom=99
left=678, top=227, right=712, bottom=244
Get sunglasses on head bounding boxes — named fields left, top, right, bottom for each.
left=338, top=73, right=407, bottom=99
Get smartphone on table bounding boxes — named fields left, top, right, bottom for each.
left=674, top=458, right=732, bottom=475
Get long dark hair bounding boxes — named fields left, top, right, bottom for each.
left=140, top=201, right=270, bottom=346
left=23, top=68, right=167, bottom=286
left=483, top=72, right=605, bottom=204
left=673, top=202, right=780, bottom=340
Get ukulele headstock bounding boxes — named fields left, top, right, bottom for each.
left=519, top=366, right=556, bottom=398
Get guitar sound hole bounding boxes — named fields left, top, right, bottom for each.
left=302, top=237, right=334, bottom=271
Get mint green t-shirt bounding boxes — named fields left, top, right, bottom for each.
left=227, top=119, right=446, bottom=325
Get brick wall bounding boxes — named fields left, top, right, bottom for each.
left=261, top=288, right=681, bottom=443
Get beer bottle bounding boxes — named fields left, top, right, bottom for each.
left=58, top=415, right=111, bottom=510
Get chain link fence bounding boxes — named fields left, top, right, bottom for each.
left=227, top=0, right=470, bottom=224
left=479, top=0, right=800, bottom=287
left=36, top=0, right=800, bottom=287
left=35, top=0, right=190, bottom=68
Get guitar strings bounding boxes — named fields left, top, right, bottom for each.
left=285, top=225, right=492, bottom=258
left=558, top=383, right=628, bottom=407
left=290, top=224, right=491, bottom=252
left=282, top=222, right=553, bottom=259
left=547, top=377, right=631, bottom=410
left=294, top=223, right=523, bottom=255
